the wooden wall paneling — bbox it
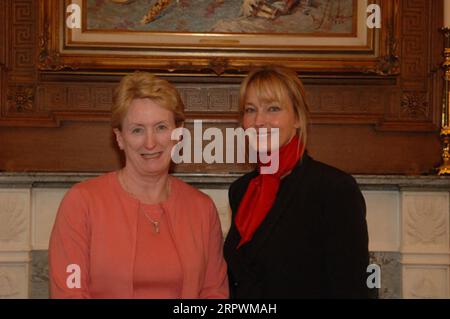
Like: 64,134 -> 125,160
0,0 -> 56,127
0,0 -> 445,174
0,0 -> 7,119
378,0 -> 442,132
0,0 -> 6,67
0,121 -> 122,172
307,125 -> 441,175
429,0 -> 445,128
0,120 -> 441,174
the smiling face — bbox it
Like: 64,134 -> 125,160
242,85 -> 300,153
113,98 -> 177,177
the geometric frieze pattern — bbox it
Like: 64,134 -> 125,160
305,86 -> 387,114
9,0 -> 36,82
35,84 -> 396,116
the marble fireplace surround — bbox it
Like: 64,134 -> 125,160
0,173 -> 449,299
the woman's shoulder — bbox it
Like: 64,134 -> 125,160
67,172 -> 117,198
310,157 -> 356,182
295,154 -> 359,192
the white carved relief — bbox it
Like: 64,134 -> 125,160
0,198 -> 26,243
411,272 -> 439,298
0,270 -> 19,298
403,193 -> 449,250
404,267 -> 448,299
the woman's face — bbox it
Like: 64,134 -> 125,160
114,98 -> 177,177
242,85 -> 299,152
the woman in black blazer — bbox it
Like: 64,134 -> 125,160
223,66 -> 371,299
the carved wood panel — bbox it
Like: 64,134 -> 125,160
3,0 -> 38,120
403,0 -> 440,123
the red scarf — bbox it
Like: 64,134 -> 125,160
235,134 -> 305,249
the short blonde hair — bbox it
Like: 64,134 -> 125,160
112,72 -> 185,130
239,66 -> 310,146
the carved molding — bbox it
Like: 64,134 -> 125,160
207,57 -> 230,76
365,24 -> 400,76
38,17 -> 75,72
180,86 -> 239,112
34,83 -> 405,118
306,86 -> 388,114
8,0 -> 36,82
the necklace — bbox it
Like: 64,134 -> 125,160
119,170 -> 169,235
143,211 -> 160,234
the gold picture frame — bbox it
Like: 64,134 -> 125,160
38,0 -> 399,75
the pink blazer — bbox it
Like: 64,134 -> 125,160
49,172 -> 229,299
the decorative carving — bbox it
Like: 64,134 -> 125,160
38,49 -> 73,72
306,86 -> 385,114
0,271 -> 19,298
14,25 -> 32,47
405,196 -> 447,247
373,25 -> 400,76
207,57 -> 229,76
46,86 -> 68,110
178,87 -> 239,112
69,87 -> 90,109
38,18 -> 75,71
93,88 -> 114,110
410,272 -> 441,299
14,1 -> 33,22
401,92 -> 428,119
7,85 -> 34,113
400,0 -> 428,81
0,198 -> 26,243
180,88 -> 208,111
6,0 -> 36,82
208,88 -> 236,111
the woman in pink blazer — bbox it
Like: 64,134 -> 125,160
49,72 -> 229,299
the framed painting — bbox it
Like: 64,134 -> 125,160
38,0 -> 400,75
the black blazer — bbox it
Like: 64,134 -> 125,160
224,153 -> 371,298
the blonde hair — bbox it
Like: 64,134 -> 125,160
239,66 -> 310,146
112,72 -> 185,130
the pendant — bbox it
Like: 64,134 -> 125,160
152,221 -> 160,234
